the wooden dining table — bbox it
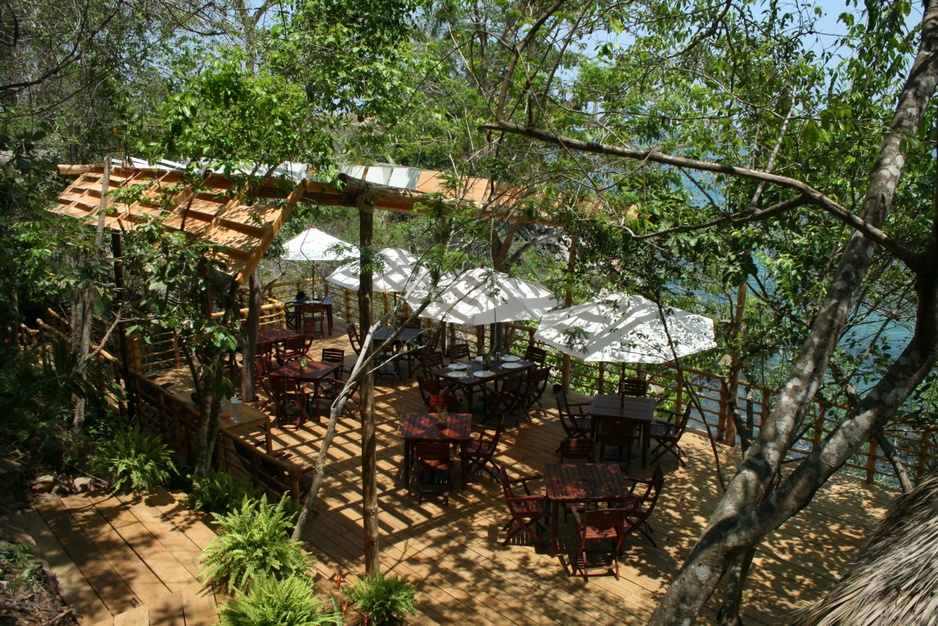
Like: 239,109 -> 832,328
589,395 -> 657,468
268,358 -> 339,420
285,296 -> 335,335
256,327 -> 303,355
430,355 -> 534,405
399,412 -> 472,489
543,462 -> 632,557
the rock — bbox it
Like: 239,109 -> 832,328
55,475 -> 75,494
74,477 -> 95,493
31,475 -> 55,494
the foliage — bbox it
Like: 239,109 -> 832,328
200,495 -> 313,592
347,572 -> 417,625
219,575 -> 342,626
0,340 -> 116,470
186,470 -> 257,516
0,541 -> 43,591
94,426 -> 176,494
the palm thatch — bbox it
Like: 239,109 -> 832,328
792,472 -> 938,625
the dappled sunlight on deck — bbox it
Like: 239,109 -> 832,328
263,320 -> 897,625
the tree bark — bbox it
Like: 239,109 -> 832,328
359,204 -> 380,575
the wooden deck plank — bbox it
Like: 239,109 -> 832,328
35,498 -> 141,617
14,509 -> 113,625
112,605 -> 148,626
146,589 -> 186,626
180,583 -> 220,626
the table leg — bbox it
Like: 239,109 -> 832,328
550,500 -> 560,557
403,440 -> 411,485
642,422 -> 649,468
460,441 -> 468,489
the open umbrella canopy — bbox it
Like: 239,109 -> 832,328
534,294 -> 717,363
282,227 -> 358,262
407,267 -> 559,326
326,247 -> 426,294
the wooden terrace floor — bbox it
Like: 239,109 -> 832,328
250,320 -> 898,625
15,316 -> 899,625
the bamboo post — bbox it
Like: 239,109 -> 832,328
561,235 -> 577,389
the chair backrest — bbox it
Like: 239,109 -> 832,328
674,403 -> 693,436
524,345 -> 547,365
413,441 -> 452,465
632,466 -> 665,521
269,374 -> 301,397
406,317 -> 422,329
618,377 -> 649,397
523,367 -> 549,401
421,350 -> 445,374
448,343 -> 470,361
581,507 -> 629,532
347,323 -> 362,354
416,374 -> 440,402
281,335 -> 307,360
253,356 -> 271,394
498,373 -> 524,396
321,347 -> 345,379
599,417 -> 636,446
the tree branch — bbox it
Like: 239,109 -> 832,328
480,120 -> 919,266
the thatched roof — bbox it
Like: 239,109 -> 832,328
792,473 -> 938,625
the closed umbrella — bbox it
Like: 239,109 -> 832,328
406,267 -> 559,326
534,294 -> 716,363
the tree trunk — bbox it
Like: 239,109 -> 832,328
111,232 -> 136,420
241,266 -> 262,401
647,4 -> 938,622
359,203 -> 380,575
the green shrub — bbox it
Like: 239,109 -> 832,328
200,495 -> 312,591
219,575 -> 342,626
347,572 -> 417,625
187,470 -> 256,515
94,426 -> 175,493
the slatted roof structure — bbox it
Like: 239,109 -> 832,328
51,159 -> 579,283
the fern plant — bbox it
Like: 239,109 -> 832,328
219,575 -> 342,626
347,572 -> 417,625
187,470 -> 256,515
94,426 -> 175,493
200,494 -> 313,591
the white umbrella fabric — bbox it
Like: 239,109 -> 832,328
534,294 -> 716,363
327,247 -> 427,294
406,267 -> 559,326
282,227 -> 358,262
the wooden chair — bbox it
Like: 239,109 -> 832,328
524,345 -> 547,366
618,377 -> 649,398
488,374 -> 525,424
419,350 -> 447,378
649,404 -> 693,466
465,414 -> 505,482
278,334 -> 307,365
320,347 -> 347,380
416,375 -> 460,412
493,463 -> 550,547
346,323 -> 363,355
268,375 -> 313,427
299,303 -> 325,339
617,465 -> 665,547
404,325 -> 441,377
412,441 -> 453,505
518,367 -> 550,411
569,506 -> 629,580
556,388 -> 593,441
251,355 -> 273,407
597,417 -> 638,468
448,343 -> 471,362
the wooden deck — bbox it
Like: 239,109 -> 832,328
274,322 -> 898,625
15,488 -> 223,625
16,317 -> 899,624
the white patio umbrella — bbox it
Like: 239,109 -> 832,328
534,294 -> 717,363
406,267 -> 559,326
282,227 -> 358,262
327,247 -> 428,294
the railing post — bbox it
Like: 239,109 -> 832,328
598,362 -> 606,394
676,374 -> 684,416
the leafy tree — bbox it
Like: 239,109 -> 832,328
426,0 -> 937,622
